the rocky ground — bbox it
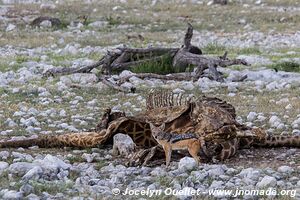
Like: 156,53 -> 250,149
0,0 -> 300,199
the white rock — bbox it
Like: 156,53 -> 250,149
208,165 -> 225,177
247,112 -> 257,122
150,167 -> 167,176
112,133 -> 136,157
40,20 -> 52,28
278,166 -> 294,174
6,24 -> 16,32
256,176 -> 277,188
8,162 -> 36,176
269,116 -> 281,128
87,99 -> 97,106
0,161 -> 9,171
2,190 -> 23,200
88,21 -> 108,29
173,88 -> 184,94
120,82 -> 134,90
190,171 -> 208,181
12,152 -> 34,162
209,180 -> 224,189
31,155 -> 71,178
5,118 -> 17,127
181,81 -> 194,90
22,166 -> 43,182
0,151 -> 9,160
257,115 -> 266,122
285,104 -> 292,110
178,157 -> 197,171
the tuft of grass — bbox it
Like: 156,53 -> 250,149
131,54 -> 185,74
29,180 -> 75,195
15,56 -> 29,64
155,176 -> 172,187
270,61 -> 300,72
94,160 -> 108,170
106,15 -> 122,26
67,155 -> 85,164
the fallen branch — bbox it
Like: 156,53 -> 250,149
42,23 -> 249,92
172,23 -> 249,82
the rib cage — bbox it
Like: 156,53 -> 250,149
146,89 -> 195,110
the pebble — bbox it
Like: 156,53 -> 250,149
256,176 -> 277,188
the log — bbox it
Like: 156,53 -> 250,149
172,23 -> 249,82
42,23 -> 249,93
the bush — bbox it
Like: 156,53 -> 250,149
271,61 -> 300,72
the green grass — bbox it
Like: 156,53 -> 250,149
155,176 -> 172,187
29,180 -> 75,196
131,54 -> 184,74
94,160 -> 108,170
270,61 -> 300,72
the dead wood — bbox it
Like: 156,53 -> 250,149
43,23 -> 249,93
172,23 -> 249,82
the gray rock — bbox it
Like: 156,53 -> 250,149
33,154 -> 71,173
0,151 -> 10,159
5,118 -> 17,127
256,176 -> 277,188
207,165 -> 225,177
1,189 -> 23,200
25,194 -> 40,200
112,133 -> 136,157
150,167 -> 167,176
22,166 -> 43,182
269,116 -> 281,128
8,162 -> 36,176
12,152 -> 34,162
190,171 -> 208,182
209,180 -> 224,189
278,166 -> 294,174
0,161 -> 9,171
20,184 -> 34,195
181,81 -> 195,90
178,157 -> 197,171
247,112 -> 257,122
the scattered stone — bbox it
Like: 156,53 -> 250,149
6,24 -> 16,32
178,157 -> 197,171
278,166 -> 294,174
256,176 -> 277,188
112,133 -> 136,157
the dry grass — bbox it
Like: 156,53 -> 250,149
1,0 -> 299,48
